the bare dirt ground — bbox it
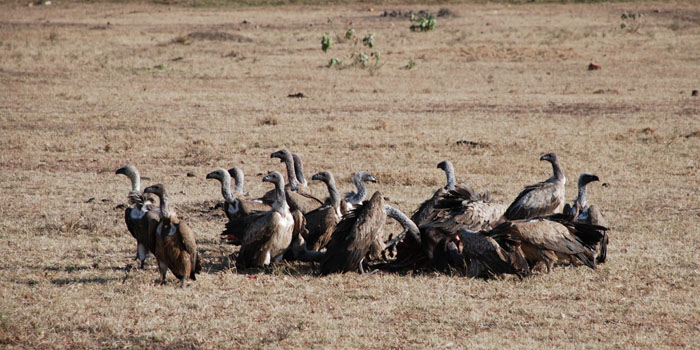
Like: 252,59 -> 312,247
1,1 -> 699,348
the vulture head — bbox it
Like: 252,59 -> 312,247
263,171 -> 285,187
270,149 -> 292,162
115,164 -> 138,178
143,183 -> 167,198
539,152 -> 559,164
436,160 -> 453,172
356,171 -> 377,184
578,173 -> 600,187
311,171 -> 333,184
205,168 -> 227,182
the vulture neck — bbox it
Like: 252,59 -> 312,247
549,159 -> 565,184
348,174 -> 367,204
442,163 -> 456,191
271,180 -> 290,214
324,177 -> 341,210
282,155 -> 299,190
219,172 -> 238,205
231,168 -> 245,194
158,192 -> 171,220
385,205 -> 421,244
127,169 -> 141,192
293,156 -> 308,187
574,181 -> 589,213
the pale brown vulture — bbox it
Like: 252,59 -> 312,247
564,173 -> 608,263
143,184 -> 201,288
504,152 -> 566,220
206,168 -> 269,221
262,149 -> 323,213
302,171 -> 343,251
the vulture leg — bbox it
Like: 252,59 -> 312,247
180,276 -> 187,289
158,261 -> 168,285
137,243 -> 147,269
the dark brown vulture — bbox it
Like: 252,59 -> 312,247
222,172 -> 295,269
320,192 -> 386,275
143,184 -> 201,288
115,165 -> 160,269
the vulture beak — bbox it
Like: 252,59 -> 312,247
262,174 -> 273,183
586,174 -> 600,183
205,171 -> 218,180
539,154 -> 548,161
115,167 -> 127,175
270,152 -> 279,159
368,176 -> 377,183
311,173 -> 322,181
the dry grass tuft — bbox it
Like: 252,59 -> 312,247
257,115 -> 279,126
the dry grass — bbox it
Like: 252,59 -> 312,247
1,1 -> 699,349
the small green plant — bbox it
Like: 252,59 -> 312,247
410,12 -> 436,32
404,59 -> 416,70
362,34 -> 374,48
323,28 -> 381,71
321,33 -> 332,53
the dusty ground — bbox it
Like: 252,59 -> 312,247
1,1 -> 699,349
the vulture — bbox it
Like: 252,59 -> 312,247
411,160 -> 457,227
222,172 -> 295,269
115,165 -> 160,269
263,149 -> 323,213
564,173 -> 608,263
320,192 -> 386,275
341,171 -> 377,214
206,168 -> 269,221
319,192 -> 421,275
143,184 -> 201,287
504,152 -> 566,220
302,171 -> 343,251
492,214 -> 606,273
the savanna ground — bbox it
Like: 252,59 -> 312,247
1,0 -> 699,348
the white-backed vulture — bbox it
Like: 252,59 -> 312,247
206,168 -> 270,221
302,171 -> 343,251
494,214 -> 607,273
262,149 -> 323,213
504,152 -> 566,220
385,161 -> 456,271
411,160 -> 457,227
564,173 -> 608,263
320,191 -> 386,275
143,184 -> 201,287
115,165 -> 160,269
222,172 -> 295,269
